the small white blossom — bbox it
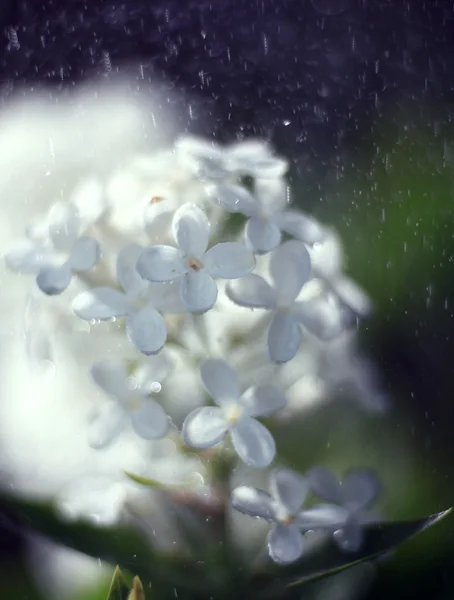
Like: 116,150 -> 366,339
137,203 -> 255,313
308,230 -> 372,318
88,357 -> 171,448
232,468 -> 327,564
5,202 -> 100,295
182,359 -> 286,467
227,240 -> 344,363
306,467 -> 380,552
216,178 -> 325,253
72,244 -> 176,355
175,136 -> 288,181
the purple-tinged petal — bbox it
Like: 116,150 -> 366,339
137,246 -> 186,282
230,417 -> 275,467
204,242 -> 255,278
182,406 -> 228,449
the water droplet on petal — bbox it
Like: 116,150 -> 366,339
150,381 -> 161,393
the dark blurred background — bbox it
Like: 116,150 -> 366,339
2,0 -> 454,598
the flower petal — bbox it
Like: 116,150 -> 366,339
333,277 -> 372,317
48,202 -> 80,250
69,236 -> 100,271
295,505 -> 348,530
4,240 -> 54,273
144,201 -> 174,243
268,523 -> 304,564
172,203 -> 210,257
267,311 -> 301,363
255,177 -> 288,213
275,210 -> 326,245
226,274 -> 276,309
176,136 -> 227,179
36,263 -> 72,295
245,216 -> 282,253
200,359 -> 240,407
215,183 -> 258,217
72,287 -> 130,320
342,469 -> 380,511
126,305 -> 167,355
180,271 -> 218,313
293,297 -> 344,340
131,354 -> 172,393
270,469 -> 309,514
204,242 -> 255,278
269,240 -> 311,304
230,417 -> 275,467
130,398 -> 169,440
307,467 -> 343,504
87,402 -> 126,449
231,486 -> 276,520
116,243 -> 147,295
182,406 -> 228,449
226,139 -> 271,164
90,359 -> 131,400
137,246 -> 186,282
239,384 -> 287,417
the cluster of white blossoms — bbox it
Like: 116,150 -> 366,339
3,135 -> 382,564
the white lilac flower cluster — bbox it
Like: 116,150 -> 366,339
3,136 -> 380,564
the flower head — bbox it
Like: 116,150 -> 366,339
232,468 -> 321,564
5,202 -> 100,295
72,244 -> 175,355
88,357 -> 171,448
137,203 -> 255,313
306,467 -> 381,552
216,178 -> 325,253
182,359 -> 286,467
227,240 -> 344,362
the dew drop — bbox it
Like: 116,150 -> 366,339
150,381 -> 161,393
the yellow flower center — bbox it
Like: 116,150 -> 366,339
225,403 -> 243,425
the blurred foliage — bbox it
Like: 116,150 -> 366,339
0,488 -> 450,600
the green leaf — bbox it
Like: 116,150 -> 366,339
248,509 -> 451,599
124,471 -> 162,489
106,567 -> 130,600
0,491 -> 209,597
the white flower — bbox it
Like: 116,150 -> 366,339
232,468 -> 320,564
4,202 -> 100,295
182,359 -> 286,467
306,467 -> 381,552
216,178 -> 325,253
308,230 -> 371,318
137,203 -> 255,313
72,243 -> 175,355
56,474 -> 132,527
227,240 -> 343,363
175,136 -> 288,181
88,357 -> 171,448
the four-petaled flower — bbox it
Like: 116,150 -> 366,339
4,202 -> 100,295
216,178 -> 325,253
137,203 -> 255,313
88,357 -> 171,449
72,243 -> 174,355
306,466 -> 381,552
227,240 -> 343,363
232,468 -> 320,564
175,136 -> 288,181
182,359 -> 286,467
